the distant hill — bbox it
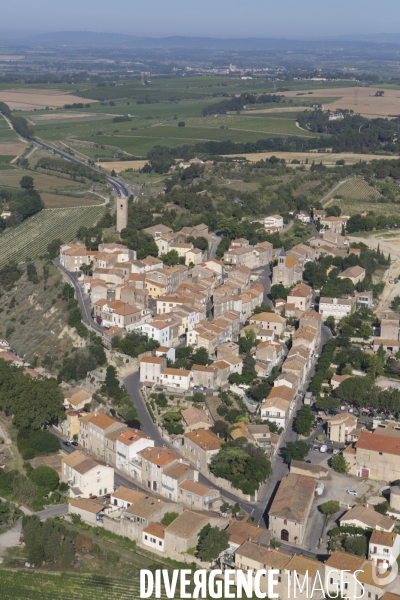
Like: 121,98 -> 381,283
3,31 -> 400,50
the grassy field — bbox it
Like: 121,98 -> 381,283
0,205 -> 106,267
0,571 -> 170,600
0,114 -> 20,143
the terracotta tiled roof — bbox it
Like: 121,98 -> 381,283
112,486 -> 145,504
269,474 -> 315,523
165,510 -> 209,538
340,504 -> 394,530
370,530 -> 397,547
225,520 -> 263,546
117,428 -> 151,445
178,480 -> 213,497
69,498 -> 105,514
89,413 -> 118,430
284,554 -> 321,577
237,542 -> 291,569
140,356 -> 165,364
138,447 -> 181,467
184,428 -> 222,451
325,551 -> 365,574
268,385 -> 295,402
143,522 -> 166,539
356,431 -> 400,456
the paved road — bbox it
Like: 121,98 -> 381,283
32,138 -> 129,198
209,236 -> 222,260
124,372 -> 165,446
55,259 -> 103,335
253,263 -> 272,304
253,324 -> 332,528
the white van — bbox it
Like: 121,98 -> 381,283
320,445 -> 327,453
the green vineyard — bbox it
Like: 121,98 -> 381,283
335,178 -> 382,201
0,571 -> 169,600
0,205 -> 106,268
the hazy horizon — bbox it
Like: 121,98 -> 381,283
2,0 -> 400,40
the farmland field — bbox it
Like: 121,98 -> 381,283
0,205 -> 106,267
283,86 -> 400,118
334,178 -> 382,201
40,192 -> 104,208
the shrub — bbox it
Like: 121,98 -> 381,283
30,466 -> 59,493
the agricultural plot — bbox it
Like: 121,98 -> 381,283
0,571 -> 170,600
0,205 -> 105,267
40,192 -> 103,208
335,178 -> 382,201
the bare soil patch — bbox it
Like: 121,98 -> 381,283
99,160 -> 148,172
0,142 -> 26,156
284,86 -> 400,118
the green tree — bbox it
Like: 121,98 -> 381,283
47,238 -> 62,259
374,500 -> 389,515
20,175 -> 34,189
344,535 -> 367,557
30,467 -> 59,493
281,441 -> 309,464
359,324 -> 373,339
161,249 -> 180,266
294,406 -> 314,437
319,500 -> 340,516
42,519 -> 61,562
192,347 -> 210,366
161,512 -> 179,526
197,523 -> 229,562
271,283 -> 289,300
326,316 -> 336,331
331,454 -> 350,474
59,537 -> 75,567
315,396 -> 340,411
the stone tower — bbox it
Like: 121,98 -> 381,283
116,196 -> 128,233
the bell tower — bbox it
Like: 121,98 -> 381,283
116,197 -> 128,233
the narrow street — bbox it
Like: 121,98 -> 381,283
253,324 -> 332,528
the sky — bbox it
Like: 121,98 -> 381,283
2,0 -> 400,39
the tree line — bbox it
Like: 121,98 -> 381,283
35,156 -> 105,183
202,93 -> 284,116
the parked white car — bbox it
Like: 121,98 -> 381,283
320,445 -> 328,453
347,489 -> 358,496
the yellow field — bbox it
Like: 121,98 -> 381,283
0,88 -> 97,110
284,86 -> 400,118
224,151 -> 400,166
0,169 -> 87,190
99,160 -> 148,172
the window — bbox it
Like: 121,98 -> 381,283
144,535 -> 148,540
284,519 -> 287,525
281,529 -> 289,542
330,579 -> 334,585
159,541 -> 162,546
